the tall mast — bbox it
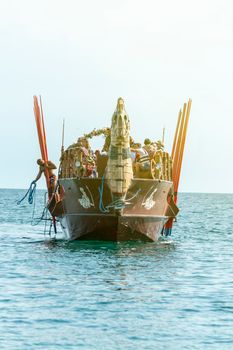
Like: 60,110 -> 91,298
61,118 -> 65,156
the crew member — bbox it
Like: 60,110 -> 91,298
143,138 -> 157,158
155,140 -> 164,151
34,159 -> 57,195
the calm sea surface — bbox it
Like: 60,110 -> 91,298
0,189 -> 232,349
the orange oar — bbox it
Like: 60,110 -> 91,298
173,99 -> 192,198
39,95 -> 48,161
172,102 -> 187,192
171,109 -> 182,160
33,96 -> 58,234
34,98 -> 45,159
163,99 -> 192,236
33,95 -> 50,192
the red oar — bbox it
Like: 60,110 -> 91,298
33,95 -> 50,193
33,96 -> 58,235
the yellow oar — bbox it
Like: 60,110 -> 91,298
171,109 -> 182,160
163,99 -> 192,235
174,99 -> 192,197
172,102 -> 187,191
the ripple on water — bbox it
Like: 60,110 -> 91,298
0,190 -> 233,349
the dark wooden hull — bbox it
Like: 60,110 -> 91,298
54,178 -> 176,242
59,213 -> 167,241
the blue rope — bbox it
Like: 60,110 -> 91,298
98,176 -> 142,213
17,181 -> 37,205
98,176 -> 109,213
162,227 -> 172,236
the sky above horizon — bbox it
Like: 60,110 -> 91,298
0,0 -> 233,193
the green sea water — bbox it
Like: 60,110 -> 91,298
0,189 -> 232,349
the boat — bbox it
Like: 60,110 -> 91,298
33,96 -> 192,242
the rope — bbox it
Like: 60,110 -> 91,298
17,181 -> 57,238
162,226 -> 172,237
17,182 -> 37,205
31,192 -> 50,227
98,176 -> 109,213
98,176 -> 141,213
31,205 -> 49,226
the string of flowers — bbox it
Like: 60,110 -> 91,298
84,127 -> 110,139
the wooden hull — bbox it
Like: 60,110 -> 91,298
59,213 -> 167,242
54,178 -> 176,242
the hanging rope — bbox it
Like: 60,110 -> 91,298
31,205 -> 49,226
17,181 -> 37,205
17,180 -> 57,239
98,176 -> 141,213
98,176 -> 109,213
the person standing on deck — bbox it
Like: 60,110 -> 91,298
33,159 -> 57,195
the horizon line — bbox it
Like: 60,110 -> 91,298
0,187 -> 232,195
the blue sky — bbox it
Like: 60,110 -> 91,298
0,0 -> 233,192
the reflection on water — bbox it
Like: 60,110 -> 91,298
54,238 -> 175,253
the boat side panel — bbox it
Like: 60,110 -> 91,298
58,178 -> 173,241
59,178 -> 173,217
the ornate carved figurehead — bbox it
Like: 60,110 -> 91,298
106,97 -> 133,196
111,97 -> 130,142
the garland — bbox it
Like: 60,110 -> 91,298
84,127 -> 110,139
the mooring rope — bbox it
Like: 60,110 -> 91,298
17,181 -> 37,205
98,176 -> 109,213
16,181 -> 56,238
98,176 -> 141,213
